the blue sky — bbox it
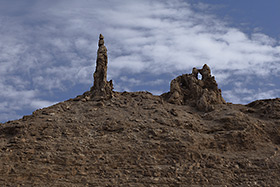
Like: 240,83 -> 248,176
0,0 -> 279,122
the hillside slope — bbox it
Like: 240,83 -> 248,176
1,35 -> 279,186
0,92 -> 280,186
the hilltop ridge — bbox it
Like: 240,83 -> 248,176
0,35 -> 279,186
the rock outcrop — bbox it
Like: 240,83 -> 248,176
1,36 -> 280,186
1,91 -> 280,186
162,64 -> 225,112
89,34 -> 113,100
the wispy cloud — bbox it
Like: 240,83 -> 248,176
0,0 -> 279,121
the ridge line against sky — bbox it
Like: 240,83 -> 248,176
0,0 -> 279,122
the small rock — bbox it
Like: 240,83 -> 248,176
170,108 -> 178,116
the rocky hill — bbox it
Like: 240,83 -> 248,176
0,35 -> 279,186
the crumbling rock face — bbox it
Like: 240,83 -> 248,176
89,34 -> 113,100
162,64 -> 225,112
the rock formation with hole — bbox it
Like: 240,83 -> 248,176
1,36 -> 280,186
162,64 -> 226,112
89,34 -> 113,100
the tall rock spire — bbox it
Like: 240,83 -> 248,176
90,34 -> 113,99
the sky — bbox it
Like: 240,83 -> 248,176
0,0 -> 279,122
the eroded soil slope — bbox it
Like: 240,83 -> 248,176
0,92 -> 280,186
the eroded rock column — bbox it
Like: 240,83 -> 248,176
90,34 -> 113,100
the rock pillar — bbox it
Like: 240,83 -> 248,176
90,34 -> 113,100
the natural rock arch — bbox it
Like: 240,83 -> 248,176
162,64 -> 226,112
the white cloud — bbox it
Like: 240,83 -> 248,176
0,0 -> 280,121
119,76 -> 165,87
251,33 -> 277,46
30,100 -> 58,109
0,83 -> 57,121
224,88 -> 280,104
